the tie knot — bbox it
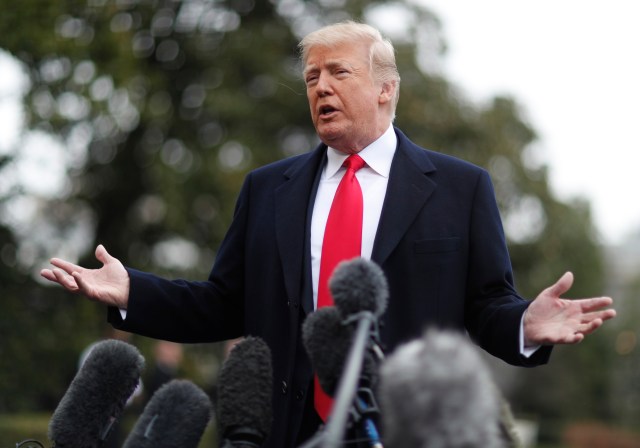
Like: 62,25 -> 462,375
344,154 -> 365,172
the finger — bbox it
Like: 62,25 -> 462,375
574,296 -> 614,313
52,268 -> 79,292
40,269 -> 59,283
551,331 -> 584,345
576,318 -> 604,336
49,258 -> 84,276
579,308 -> 617,325
73,272 -> 103,304
72,272 -> 92,297
569,333 -> 585,344
546,271 -> 574,298
40,269 -> 64,286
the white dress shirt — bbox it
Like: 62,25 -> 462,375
310,125 -> 396,310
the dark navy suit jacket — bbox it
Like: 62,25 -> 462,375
109,127 -> 551,447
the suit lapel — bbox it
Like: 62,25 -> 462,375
273,131 -> 436,309
372,130 -> 437,266
274,146 -> 325,312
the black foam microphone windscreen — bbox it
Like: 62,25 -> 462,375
302,306 -> 356,396
329,258 -> 388,319
216,336 -> 273,445
122,379 -> 212,448
302,305 -> 383,448
379,328 -> 505,448
48,339 -> 145,448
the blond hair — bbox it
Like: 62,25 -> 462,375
299,21 -> 401,116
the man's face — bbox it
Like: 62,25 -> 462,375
304,41 -> 392,154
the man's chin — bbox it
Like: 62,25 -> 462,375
317,126 -> 345,147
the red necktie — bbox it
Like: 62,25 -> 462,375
315,153 -> 365,421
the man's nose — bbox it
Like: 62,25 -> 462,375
315,72 -> 333,96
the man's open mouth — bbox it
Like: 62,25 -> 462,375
319,106 -> 337,117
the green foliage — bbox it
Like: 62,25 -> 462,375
0,283 -> 104,412
0,413 -> 50,447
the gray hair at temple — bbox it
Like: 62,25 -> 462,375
299,21 -> 401,119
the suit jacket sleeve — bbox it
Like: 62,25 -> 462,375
108,176 -> 252,343
463,170 -> 551,366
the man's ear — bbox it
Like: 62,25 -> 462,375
378,80 -> 396,105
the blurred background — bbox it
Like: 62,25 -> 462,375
0,0 -> 638,446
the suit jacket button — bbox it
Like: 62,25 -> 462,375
281,380 -> 288,394
296,390 -> 305,401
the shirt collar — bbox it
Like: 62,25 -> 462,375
324,125 -> 397,179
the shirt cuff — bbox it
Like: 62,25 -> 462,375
520,312 -> 541,358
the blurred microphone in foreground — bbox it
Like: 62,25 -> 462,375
121,379 -> 212,448
330,258 -> 388,360
300,258 -> 388,447
379,329 -> 506,448
326,258 -> 387,448
216,336 -> 273,448
48,339 -> 145,448
302,306 -> 382,448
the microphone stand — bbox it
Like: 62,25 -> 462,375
15,441 -> 46,448
322,311 -> 375,448
298,311 -> 384,448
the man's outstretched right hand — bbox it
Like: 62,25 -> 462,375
40,244 -> 130,309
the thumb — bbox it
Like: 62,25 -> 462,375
546,271 -> 574,298
95,244 -> 114,265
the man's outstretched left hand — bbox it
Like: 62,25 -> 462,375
523,272 -> 616,347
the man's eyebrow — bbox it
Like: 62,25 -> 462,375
303,60 -> 355,77
303,65 -> 318,78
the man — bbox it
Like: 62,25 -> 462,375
41,21 -> 615,447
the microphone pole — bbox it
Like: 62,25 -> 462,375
322,310 -> 376,448
15,441 -> 46,448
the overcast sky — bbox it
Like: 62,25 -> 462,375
420,0 -> 640,245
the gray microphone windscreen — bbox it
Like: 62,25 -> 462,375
329,258 -> 388,318
216,336 -> 273,441
379,329 -> 504,448
48,339 -> 144,448
122,379 -> 212,448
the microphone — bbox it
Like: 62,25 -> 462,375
319,258 -> 388,447
301,306 -> 378,398
216,336 -> 273,448
122,379 -> 212,448
330,258 -> 388,321
48,339 -> 145,448
378,328 -> 505,448
301,307 -> 381,448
